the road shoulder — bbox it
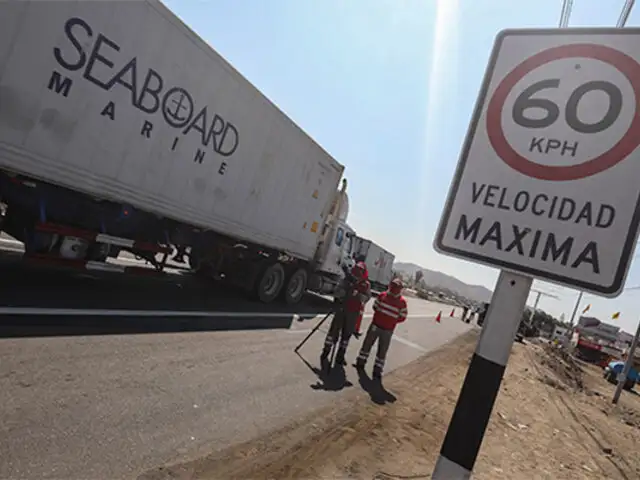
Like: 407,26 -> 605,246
140,334 -> 640,480
138,331 -> 478,480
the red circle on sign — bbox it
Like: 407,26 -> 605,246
486,43 -> 640,181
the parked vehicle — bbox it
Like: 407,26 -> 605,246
603,360 -> 639,391
352,237 -> 395,291
0,0 -> 363,304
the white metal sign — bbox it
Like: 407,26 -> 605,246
434,28 -> 640,297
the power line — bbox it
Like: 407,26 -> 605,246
617,0 -> 635,27
559,0 -> 574,28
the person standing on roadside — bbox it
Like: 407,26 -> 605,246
320,261 -> 371,369
477,302 -> 489,327
355,277 -> 408,380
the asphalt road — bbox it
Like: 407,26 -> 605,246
0,236 -> 474,479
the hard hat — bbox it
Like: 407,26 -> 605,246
352,262 -> 366,278
389,277 -> 403,295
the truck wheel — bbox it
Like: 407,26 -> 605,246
189,250 -> 214,277
86,242 -> 110,262
282,268 -> 308,305
255,262 -> 285,303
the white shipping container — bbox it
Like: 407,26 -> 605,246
354,237 -> 395,289
0,0 -> 343,260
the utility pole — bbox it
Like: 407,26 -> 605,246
613,284 -> 640,404
617,0 -> 636,27
569,290 -> 584,326
524,289 -> 559,335
613,321 -> 640,404
528,289 -> 559,322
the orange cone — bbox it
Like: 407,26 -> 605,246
450,309 -> 455,317
435,311 -> 441,323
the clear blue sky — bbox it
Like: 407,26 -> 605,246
163,0 -> 640,334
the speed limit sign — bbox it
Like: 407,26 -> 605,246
434,28 -> 640,297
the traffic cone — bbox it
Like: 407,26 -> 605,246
450,308 -> 455,317
435,311 -> 441,323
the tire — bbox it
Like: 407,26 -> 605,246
86,242 -> 110,262
282,268 -> 308,305
254,262 -> 286,303
189,249 -> 215,277
188,250 -> 202,271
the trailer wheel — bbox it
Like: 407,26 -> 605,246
255,262 -> 285,303
282,268 -> 308,305
189,249 -> 215,277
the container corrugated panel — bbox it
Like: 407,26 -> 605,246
365,242 -> 395,287
356,238 -> 395,287
0,0 -> 344,260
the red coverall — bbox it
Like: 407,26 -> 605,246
321,262 -> 371,367
353,266 -> 369,335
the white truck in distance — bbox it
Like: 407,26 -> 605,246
353,237 -> 395,292
0,0 -> 391,304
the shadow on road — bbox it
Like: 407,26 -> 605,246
310,364 -> 354,392
0,312 -> 327,338
0,254 -> 333,338
295,351 -> 354,393
355,366 -> 397,406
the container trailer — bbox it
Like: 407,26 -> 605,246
0,0 -> 363,304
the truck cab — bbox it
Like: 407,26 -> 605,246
316,220 -> 355,273
309,181 -> 357,295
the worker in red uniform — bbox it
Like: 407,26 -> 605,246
352,260 -> 369,338
321,261 -> 372,369
355,277 -> 408,380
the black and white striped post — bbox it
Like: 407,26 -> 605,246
432,270 -> 532,479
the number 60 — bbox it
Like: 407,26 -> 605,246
512,79 -> 623,134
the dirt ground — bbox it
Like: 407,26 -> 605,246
140,331 -> 640,480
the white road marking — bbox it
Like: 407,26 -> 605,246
0,245 -> 23,253
287,313 -> 435,334
288,313 -> 436,342
0,238 -> 22,247
0,306 -> 440,318
391,335 -> 428,352
288,321 -> 432,352
0,308 -> 312,318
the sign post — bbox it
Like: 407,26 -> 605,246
432,28 -> 640,479
569,290 -> 584,326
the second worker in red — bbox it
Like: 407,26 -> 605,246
355,277 -> 408,380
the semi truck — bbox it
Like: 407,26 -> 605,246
0,0 -> 367,305
352,236 -> 395,292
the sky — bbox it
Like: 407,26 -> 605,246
162,0 -> 640,334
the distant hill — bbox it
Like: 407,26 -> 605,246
394,262 -> 493,303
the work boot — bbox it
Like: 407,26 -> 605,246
334,349 -> 347,366
354,360 -> 366,370
373,369 -> 383,381
320,348 -> 331,370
